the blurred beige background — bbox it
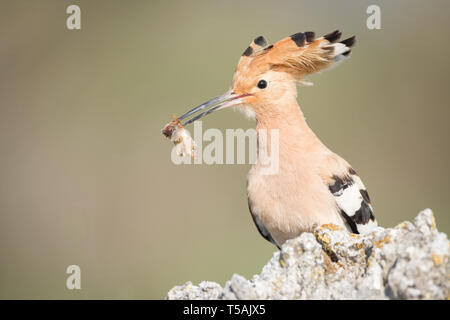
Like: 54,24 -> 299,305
1,0 -> 449,299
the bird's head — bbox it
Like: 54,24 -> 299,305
177,31 -> 354,126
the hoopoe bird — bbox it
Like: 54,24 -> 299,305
164,30 -> 377,249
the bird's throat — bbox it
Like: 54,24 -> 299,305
255,100 -> 317,148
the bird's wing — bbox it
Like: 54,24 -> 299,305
327,168 -> 377,234
248,199 -> 281,249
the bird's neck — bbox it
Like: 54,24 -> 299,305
254,98 -> 321,152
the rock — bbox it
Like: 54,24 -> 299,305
167,209 -> 449,300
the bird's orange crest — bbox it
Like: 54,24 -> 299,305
164,30 -> 356,129
232,30 -> 355,95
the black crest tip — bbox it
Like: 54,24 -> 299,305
254,36 -> 267,47
324,30 -> 342,43
242,46 -> 253,56
305,31 -> 315,42
341,36 -> 356,48
290,32 -> 306,47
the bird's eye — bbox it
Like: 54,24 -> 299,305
257,80 -> 267,89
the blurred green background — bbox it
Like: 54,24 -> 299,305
1,0 -> 449,299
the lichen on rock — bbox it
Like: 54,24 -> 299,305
167,209 -> 449,300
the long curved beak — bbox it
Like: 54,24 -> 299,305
177,90 -> 250,126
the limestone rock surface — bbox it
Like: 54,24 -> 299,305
167,209 -> 449,300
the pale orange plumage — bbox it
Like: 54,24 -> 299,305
164,30 -> 377,249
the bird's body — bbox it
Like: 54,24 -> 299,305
165,30 -> 377,249
247,92 -> 375,248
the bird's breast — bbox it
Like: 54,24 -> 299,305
247,160 -> 346,246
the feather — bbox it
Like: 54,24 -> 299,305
328,169 -> 377,234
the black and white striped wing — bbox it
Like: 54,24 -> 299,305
328,168 -> 377,234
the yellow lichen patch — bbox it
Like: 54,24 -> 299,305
310,266 -> 324,280
315,230 -> 338,263
322,251 -> 338,273
315,231 -> 331,245
431,253 -> 442,266
368,250 -> 376,265
349,233 -> 360,239
374,236 -> 391,248
430,215 -> 436,230
366,258 -> 371,270
272,278 -> 283,292
279,252 -> 289,268
352,242 -> 365,250
321,223 -> 341,231
395,221 -> 410,230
